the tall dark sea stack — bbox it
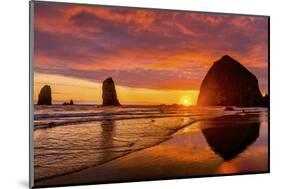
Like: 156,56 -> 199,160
37,85 -> 52,105
102,77 -> 121,106
197,55 -> 263,107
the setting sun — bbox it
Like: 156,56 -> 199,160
183,99 -> 189,105
180,96 -> 192,106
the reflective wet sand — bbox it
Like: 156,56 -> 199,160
35,111 -> 268,187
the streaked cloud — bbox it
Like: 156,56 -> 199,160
34,2 -> 268,93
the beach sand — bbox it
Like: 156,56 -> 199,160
35,111 -> 268,187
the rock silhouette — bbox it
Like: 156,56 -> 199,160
102,77 -> 121,106
202,115 -> 260,160
70,100 -> 74,105
197,55 -> 263,107
260,94 -> 269,107
37,85 -> 52,105
63,100 -> 74,105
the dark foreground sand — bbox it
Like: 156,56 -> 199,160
36,112 -> 268,187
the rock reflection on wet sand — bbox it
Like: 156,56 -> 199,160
202,116 -> 260,160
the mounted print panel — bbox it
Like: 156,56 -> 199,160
30,1 -> 269,188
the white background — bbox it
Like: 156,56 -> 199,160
0,0 -> 279,188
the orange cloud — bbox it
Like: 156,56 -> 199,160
34,2 -> 268,94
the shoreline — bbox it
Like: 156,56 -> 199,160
35,112 -> 268,187
35,121 -> 198,186
34,111 -> 227,182
34,117 -> 201,182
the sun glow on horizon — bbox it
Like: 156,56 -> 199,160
180,96 -> 193,106
34,73 -> 199,105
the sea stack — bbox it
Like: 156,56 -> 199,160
197,55 -> 263,107
102,77 -> 121,106
37,85 -> 52,105
63,100 -> 74,105
70,100 -> 74,105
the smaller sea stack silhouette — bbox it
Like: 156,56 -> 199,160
37,85 -> 52,105
197,55 -> 264,107
102,77 -> 121,106
63,100 -> 74,105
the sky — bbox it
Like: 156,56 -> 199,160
33,2 -> 268,105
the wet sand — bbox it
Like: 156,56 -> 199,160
36,112 -> 268,187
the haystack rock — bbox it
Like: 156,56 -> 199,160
37,85 -> 52,105
197,55 -> 263,107
102,77 -> 121,106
